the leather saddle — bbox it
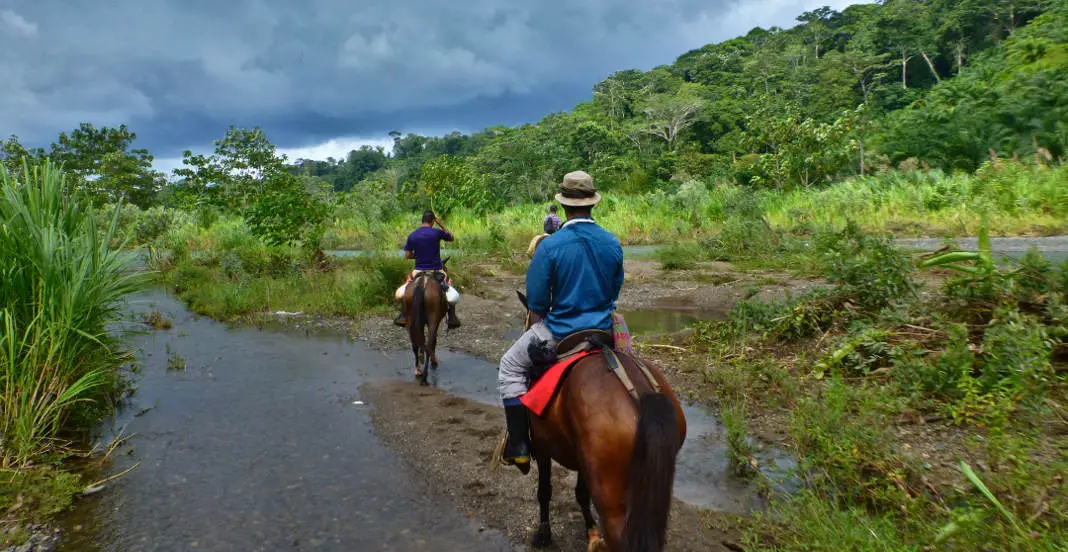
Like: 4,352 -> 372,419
528,329 -> 614,383
413,270 -> 451,290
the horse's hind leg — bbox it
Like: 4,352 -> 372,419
576,474 -> 605,551
532,455 -> 553,548
428,317 -> 442,370
582,467 -> 626,551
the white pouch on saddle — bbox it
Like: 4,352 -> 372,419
395,279 -> 461,304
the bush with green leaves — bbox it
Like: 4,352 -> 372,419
818,222 -> 914,309
979,308 -> 1055,408
135,206 -> 187,244
655,242 -> 701,270
789,379 -> 917,510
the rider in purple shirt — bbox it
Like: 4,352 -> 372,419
394,210 -> 461,328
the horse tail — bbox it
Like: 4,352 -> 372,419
409,276 -> 426,347
621,392 -> 679,552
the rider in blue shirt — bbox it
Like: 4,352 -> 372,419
497,170 -> 624,471
526,217 -> 623,339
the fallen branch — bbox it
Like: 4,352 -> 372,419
103,432 -> 137,459
82,462 -> 141,495
636,343 -> 689,352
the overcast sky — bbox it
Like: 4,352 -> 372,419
0,0 -> 859,172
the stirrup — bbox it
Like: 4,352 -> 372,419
503,452 -> 531,474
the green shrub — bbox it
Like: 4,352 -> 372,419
655,242 -> 701,270
818,222 -> 914,309
135,206 -> 182,244
979,308 -> 1054,408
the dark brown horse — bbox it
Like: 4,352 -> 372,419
516,292 -> 687,552
404,259 -> 450,384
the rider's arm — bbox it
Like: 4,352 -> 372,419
404,234 -> 416,260
526,246 -> 551,316
611,246 -> 625,300
435,219 -> 454,242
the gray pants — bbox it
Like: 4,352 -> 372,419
498,322 -> 557,400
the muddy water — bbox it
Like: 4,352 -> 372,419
57,290 -> 512,552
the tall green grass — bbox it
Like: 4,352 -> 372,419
0,162 -> 144,467
318,161 -> 1066,252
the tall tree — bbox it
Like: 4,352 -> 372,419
48,123 -> 164,207
642,85 -> 706,152
175,127 -> 328,247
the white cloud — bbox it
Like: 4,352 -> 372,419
277,136 -> 395,162
0,9 -> 36,37
154,135 -> 399,176
153,157 -> 186,177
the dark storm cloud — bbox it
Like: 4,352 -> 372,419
0,0 -> 855,156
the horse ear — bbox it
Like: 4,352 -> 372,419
516,290 -> 528,309
442,256 -> 450,268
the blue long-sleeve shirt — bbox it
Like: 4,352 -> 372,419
526,218 -> 624,340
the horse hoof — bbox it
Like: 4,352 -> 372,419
587,528 -> 607,552
531,523 -> 553,548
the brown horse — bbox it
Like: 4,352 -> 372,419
516,292 -> 687,552
404,259 -> 450,385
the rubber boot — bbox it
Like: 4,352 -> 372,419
503,404 -> 531,474
393,303 -> 407,327
447,304 -> 461,329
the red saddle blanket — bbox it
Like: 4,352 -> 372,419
520,351 -> 596,416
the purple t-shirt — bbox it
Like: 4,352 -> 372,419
405,226 -> 453,271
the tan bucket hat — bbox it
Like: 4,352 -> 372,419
554,170 -> 602,207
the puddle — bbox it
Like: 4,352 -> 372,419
621,310 -> 702,335
621,300 -> 726,336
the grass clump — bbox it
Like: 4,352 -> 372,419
0,162 -> 144,534
721,400 -> 758,477
142,310 -> 172,330
0,161 -> 144,468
